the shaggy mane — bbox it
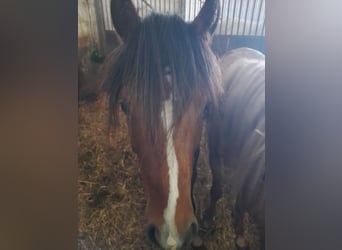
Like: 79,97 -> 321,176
102,13 -> 222,140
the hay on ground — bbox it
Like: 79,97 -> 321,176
78,95 -> 260,249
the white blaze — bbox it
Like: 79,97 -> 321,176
161,69 -> 180,247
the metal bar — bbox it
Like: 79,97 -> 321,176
180,0 -> 185,20
145,0 -> 147,16
248,0 -> 257,35
102,0 -> 108,30
178,0 -> 182,17
236,0 -> 243,35
101,0 -> 106,29
142,0 -> 145,16
261,17 -> 265,36
94,0 -> 106,55
219,0 -> 226,34
188,0 -> 191,20
106,0 -> 112,30
154,0 -> 156,12
230,0 -> 237,35
194,0 -> 197,21
144,0 -> 147,16
159,0 -> 161,12
224,0 -> 231,35
242,0 -> 250,35
133,0 -> 136,14
255,0 -> 264,36
109,0 -> 113,29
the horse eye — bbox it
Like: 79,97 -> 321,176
120,100 -> 129,114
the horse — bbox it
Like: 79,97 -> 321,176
78,29 -> 121,103
206,47 -> 265,249
103,0 -> 221,248
102,0 -> 265,249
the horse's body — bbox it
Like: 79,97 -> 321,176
104,1 -> 264,249
207,47 -> 265,249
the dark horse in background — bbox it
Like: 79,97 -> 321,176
103,0 -> 265,249
207,48 -> 265,249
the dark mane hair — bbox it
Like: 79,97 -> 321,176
102,13 -> 222,139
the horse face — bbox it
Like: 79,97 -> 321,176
119,84 -> 206,249
109,0 -> 219,249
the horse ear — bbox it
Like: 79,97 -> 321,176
191,0 -> 220,35
110,0 -> 140,41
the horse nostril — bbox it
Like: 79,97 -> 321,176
145,224 -> 159,245
190,221 -> 204,249
184,220 -> 199,244
191,221 -> 199,236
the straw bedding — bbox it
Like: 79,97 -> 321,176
78,96 -> 260,249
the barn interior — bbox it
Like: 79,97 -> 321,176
78,1 -> 265,249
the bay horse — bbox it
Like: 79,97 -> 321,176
103,0 -> 265,249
